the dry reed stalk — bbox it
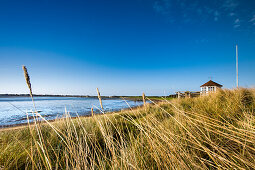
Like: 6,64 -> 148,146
142,93 -> 146,106
22,65 -> 33,97
22,65 -> 38,112
96,88 -> 104,112
22,66 -> 53,169
91,107 -> 94,116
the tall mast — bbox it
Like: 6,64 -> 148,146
236,45 -> 239,88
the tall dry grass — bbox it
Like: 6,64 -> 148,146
0,67 -> 254,169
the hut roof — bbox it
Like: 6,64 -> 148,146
200,80 -> 223,87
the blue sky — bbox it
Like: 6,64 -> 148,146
0,0 -> 255,96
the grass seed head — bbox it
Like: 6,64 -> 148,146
22,65 -> 33,96
97,88 -> 104,112
142,92 -> 146,106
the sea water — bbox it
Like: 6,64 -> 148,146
0,97 -> 143,126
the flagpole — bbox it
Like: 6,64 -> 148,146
236,45 -> 239,88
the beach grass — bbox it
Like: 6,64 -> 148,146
0,88 -> 255,169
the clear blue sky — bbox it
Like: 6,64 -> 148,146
0,0 -> 254,96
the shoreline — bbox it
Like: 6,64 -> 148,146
0,94 -> 173,101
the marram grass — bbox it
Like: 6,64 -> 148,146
0,88 -> 255,169
22,65 -> 33,97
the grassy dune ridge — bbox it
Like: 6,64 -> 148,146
0,88 -> 255,169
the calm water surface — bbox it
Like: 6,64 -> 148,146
0,97 -> 143,126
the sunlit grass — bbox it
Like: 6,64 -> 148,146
0,88 -> 255,169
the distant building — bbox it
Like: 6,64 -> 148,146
200,80 -> 222,95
